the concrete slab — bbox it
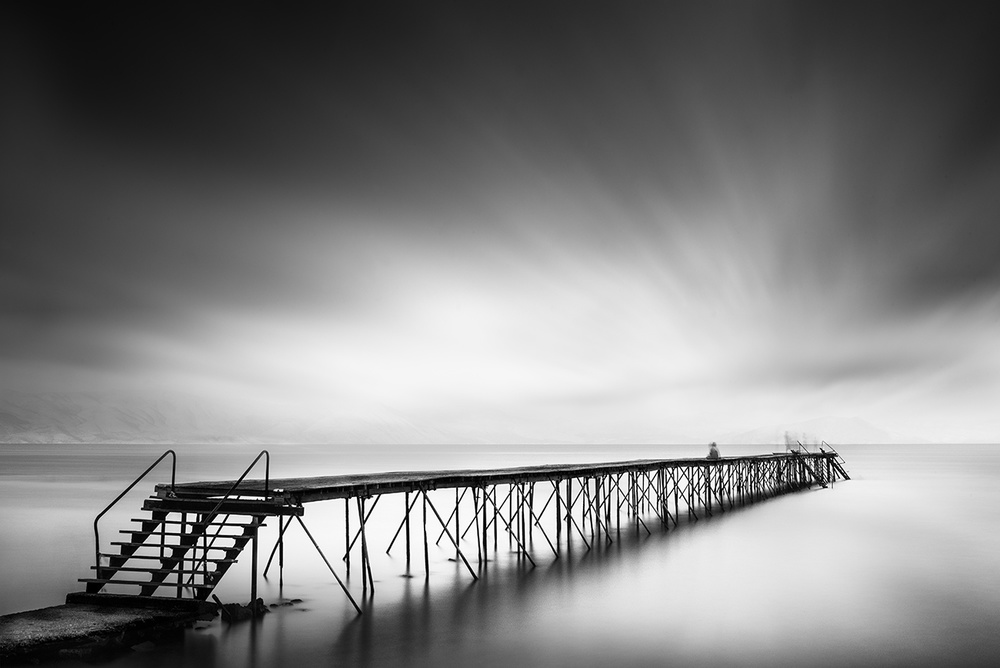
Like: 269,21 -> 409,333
0,600 -> 212,664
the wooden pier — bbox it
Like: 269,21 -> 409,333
76,448 -> 850,617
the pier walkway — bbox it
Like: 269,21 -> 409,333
75,448 -> 850,617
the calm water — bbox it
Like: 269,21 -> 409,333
2,443 -> 1000,667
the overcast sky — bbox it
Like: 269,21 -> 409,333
2,2 -> 999,442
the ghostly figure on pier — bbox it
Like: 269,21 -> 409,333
707,442 -> 720,459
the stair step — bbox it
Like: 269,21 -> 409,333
109,544 -> 242,555
119,529 -> 258,537
112,535 -> 250,544
92,564 -> 235,573
79,577 -> 181,587
111,539 -> 237,546
102,554 -> 236,563
131,518 -> 260,527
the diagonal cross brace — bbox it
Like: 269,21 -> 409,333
422,490 -> 479,581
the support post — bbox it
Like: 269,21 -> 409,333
555,480 -> 562,553
423,488 -> 430,581
250,523 -> 259,617
482,486 -> 489,569
358,497 -> 374,594
344,498 -> 350,577
405,491 -> 411,572
566,478 -> 573,553
455,487 -> 461,562
615,473 -> 622,540
264,515 -> 293,577
474,487 -> 482,568
706,465 -> 713,517
177,512 -> 186,599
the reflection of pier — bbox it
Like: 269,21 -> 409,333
75,450 -> 850,616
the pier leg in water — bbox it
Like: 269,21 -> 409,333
263,515 -> 293,579
473,487 -> 481,568
250,524 -> 258,618
508,484 -> 514,552
406,492 -> 411,574
177,512 -> 186,599
555,480 -> 562,554
706,465 -> 713,517
615,473 -> 622,540
423,488 -> 430,581
528,484 -> 534,548
359,499 -> 367,593
520,483 -> 527,558
566,478 -> 572,554
482,486 -> 489,570
358,497 -> 373,595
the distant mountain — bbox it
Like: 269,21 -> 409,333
0,390 -> 244,444
2,391 -> 920,446
0,390 -> 701,445
0,390 -> 456,445
720,415 -> 924,446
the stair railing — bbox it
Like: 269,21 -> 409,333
820,441 -> 846,463
93,449 -> 177,576
205,450 -> 271,516
177,450 -> 271,591
820,441 -> 851,480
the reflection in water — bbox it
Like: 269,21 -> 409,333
3,444 -> 1000,667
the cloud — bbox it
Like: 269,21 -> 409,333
2,3 -> 998,442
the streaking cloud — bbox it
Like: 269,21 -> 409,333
1,3 -> 998,443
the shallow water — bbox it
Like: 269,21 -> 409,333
2,443 -> 999,667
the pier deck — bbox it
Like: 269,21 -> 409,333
161,453 -> 804,504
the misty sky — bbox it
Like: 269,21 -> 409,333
2,2 -> 999,442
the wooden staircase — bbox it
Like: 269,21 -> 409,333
78,450 -> 301,605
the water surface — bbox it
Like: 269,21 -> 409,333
2,443 -> 998,667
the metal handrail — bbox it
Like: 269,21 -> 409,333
178,450 -> 270,591
93,449 -> 177,573
820,441 -> 851,479
820,440 -> 845,461
204,450 -> 270,517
